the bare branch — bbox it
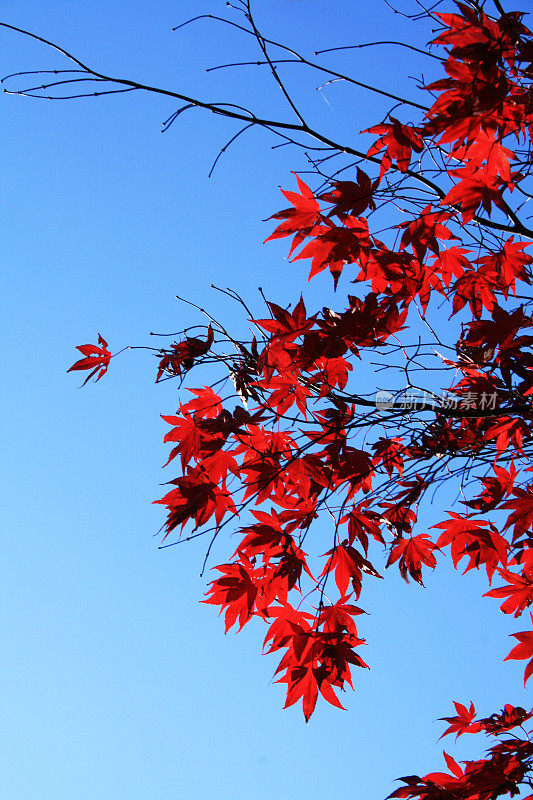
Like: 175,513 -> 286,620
208,122 -> 254,177
314,40 -> 442,61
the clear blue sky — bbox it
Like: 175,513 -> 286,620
1,2 -> 527,799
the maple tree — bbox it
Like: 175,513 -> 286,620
6,0 -> 533,796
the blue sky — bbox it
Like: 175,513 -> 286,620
1,2 -> 529,799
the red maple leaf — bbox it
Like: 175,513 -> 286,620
480,704 -> 533,734
320,168 -> 377,219
431,246 -> 472,287
504,613 -> 533,685
344,504 -> 385,553
203,559 -> 257,632
179,386 -> 223,418
465,463 -> 518,512
477,238 -> 532,298
483,417 -> 530,456
266,370 -> 312,417
442,167 -> 508,222
450,267 -> 499,318
503,485 -> 533,542
68,333 -> 111,385
334,446 -> 374,498
372,437 -> 406,478
265,174 -> 322,256
397,206 -> 455,263
365,117 -> 424,176
161,413 -> 205,469
485,549 -> 533,617
312,355 -> 353,395
439,700 -> 482,739
386,534 -> 439,585
156,325 -> 214,381
293,216 -> 371,288
156,465 -> 237,536
321,542 -> 382,598
254,295 -> 316,340
434,513 -> 508,581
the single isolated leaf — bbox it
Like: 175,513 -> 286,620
439,701 -> 482,739
67,333 -> 112,385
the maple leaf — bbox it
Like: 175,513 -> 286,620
280,664 -> 320,722
484,417 -> 530,456
292,216 -> 371,288
272,546 -> 313,598
378,477 -> 426,538
360,244 -> 414,297
450,266 -> 499,318
454,129 -> 516,186
485,551 -> 533,617
263,602 -> 368,720
431,246 -> 472,287
480,704 -> 533,734
360,243 -> 442,312
441,751 -> 464,781
365,117 -> 424,176
464,305 -> 532,353
285,454 -> 330,503
397,206 -> 455,264
253,296 -> 316,342
423,36 -> 514,146
344,505 -> 385,553
201,448 -> 240,486
313,355 -> 353,396
203,552 -> 261,632
431,5 -> 519,70
161,413 -> 205,468
156,326 -> 214,381
334,446 -> 374,498
320,168 -> 377,219
68,333 -> 111,385
266,370 -> 312,417
503,485 -> 533,542
477,238 -> 532,298
179,386 -> 223,419
504,613 -> 533,685
263,603 -> 315,658
318,599 -> 365,638
388,751 -> 464,800
237,427 -> 296,504
237,509 -> 289,563
465,463 -> 517,512
386,534 -> 439,585
265,174 -> 322,256
321,542 -> 382,598
439,701 -> 483,739
434,513 -> 508,581
237,510 -> 314,598
155,465 -> 237,536
372,437 -> 406,478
